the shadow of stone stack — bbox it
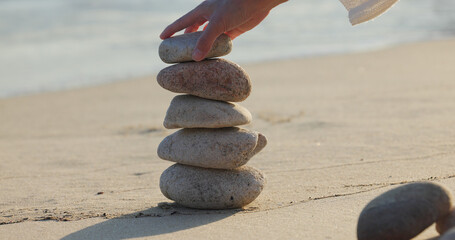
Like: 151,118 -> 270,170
157,31 -> 267,209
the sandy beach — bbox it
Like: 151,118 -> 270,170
1,39 -> 455,239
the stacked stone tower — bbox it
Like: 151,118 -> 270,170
157,32 -> 266,209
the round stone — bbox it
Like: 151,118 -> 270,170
357,182 -> 452,240
157,58 -> 251,102
164,95 -> 252,129
440,228 -> 455,240
159,31 -> 232,63
157,127 -> 267,169
437,209 -> 455,235
160,164 -> 266,209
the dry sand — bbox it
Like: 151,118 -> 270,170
1,39 -> 455,239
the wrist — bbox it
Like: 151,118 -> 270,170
264,0 -> 288,11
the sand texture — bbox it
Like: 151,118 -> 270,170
1,39 -> 455,239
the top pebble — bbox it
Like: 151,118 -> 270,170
159,31 -> 232,63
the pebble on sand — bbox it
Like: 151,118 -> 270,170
440,227 -> 455,240
157,127 -> 267,169
160,164 -> 266,209
357,182 -> 453,240
437,209 -> 455,235
157,59 -> 251,102
159,31 -> 232,63
164,95 -> 252,129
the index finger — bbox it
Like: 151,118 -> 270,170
160,7 -> 205,39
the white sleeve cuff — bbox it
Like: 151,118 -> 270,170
339,0 -> 399,25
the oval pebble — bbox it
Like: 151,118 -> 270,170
157,127 -> 267,169
164,95 -> 252,129
357,182 -> 452,240
440,228 -> 455,240
159,31 -> 232,63
157,58 -> 251,102
160,164 -> 266,209
437,209 -> 455,235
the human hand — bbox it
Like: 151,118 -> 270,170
160,0 -> 287,61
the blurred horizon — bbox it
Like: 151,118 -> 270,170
0,0 -> 454,98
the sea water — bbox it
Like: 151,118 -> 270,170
0,0 -> 454,98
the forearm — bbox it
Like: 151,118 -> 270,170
240,0 -> 288,15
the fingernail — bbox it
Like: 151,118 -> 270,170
192,48 -> 204,61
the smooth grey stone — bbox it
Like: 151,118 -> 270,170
440,228 -> 455,240
437,209 -> 455,235
157,58 -> 251,102
157,127 -> 267,169
357,182 -> 453,240
164,95 -> 252,129
160,164 -> 266,209
159,31 -> 232,63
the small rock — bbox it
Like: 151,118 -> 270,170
440,227 -> 455,240
164,95 -> 252,129
357,182 -> 452,240
437,209 -> 455,235
157,58 -> 251,102
160,164 -> 266,209
159,32 -> 232,63
157,127 -> 267,169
